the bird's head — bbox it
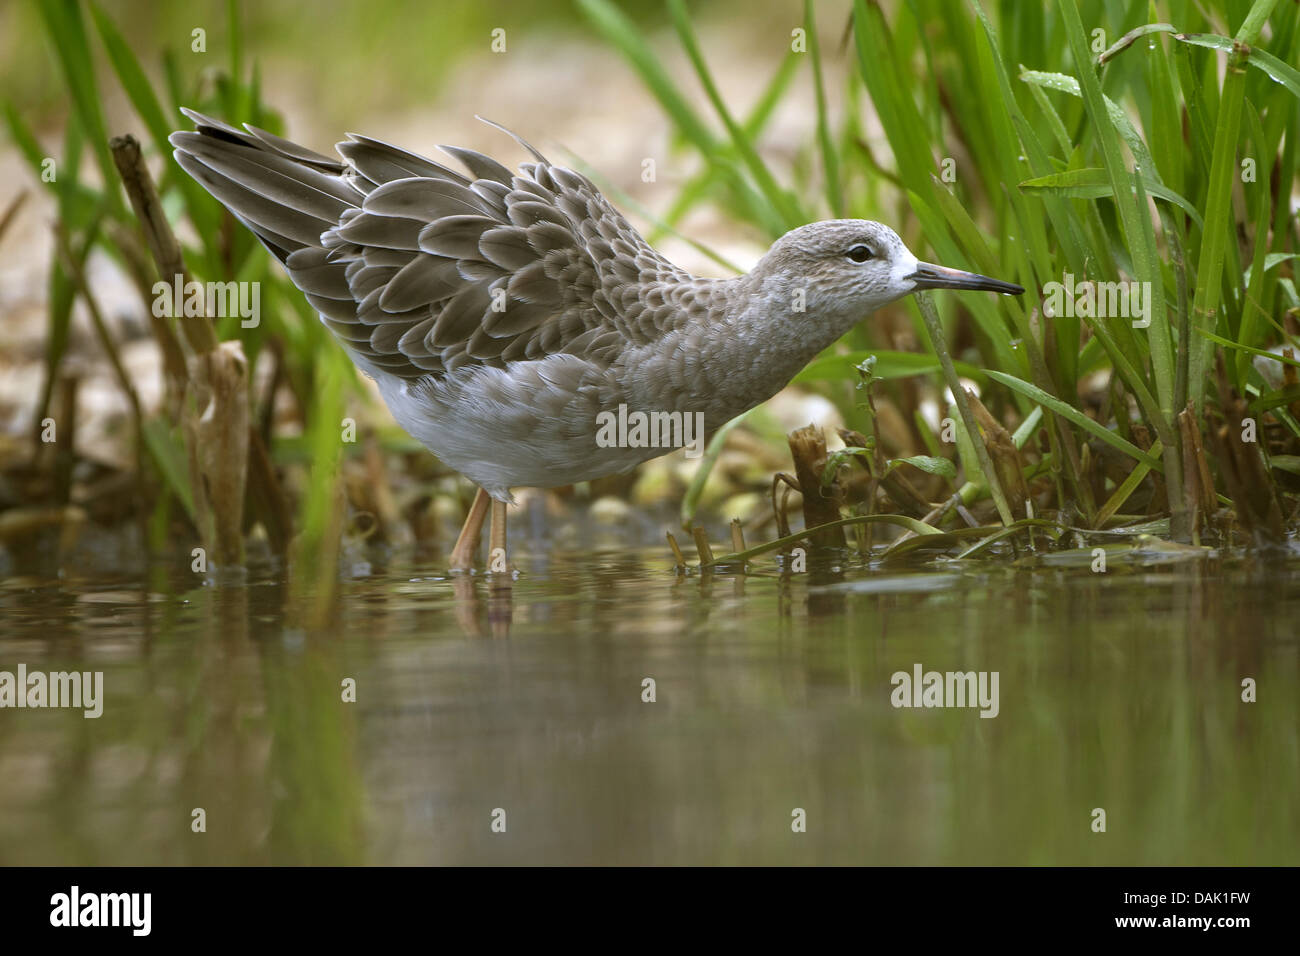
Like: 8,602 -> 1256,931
753,219 -> 1023,326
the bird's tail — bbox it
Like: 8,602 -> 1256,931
168,108 -> 358,264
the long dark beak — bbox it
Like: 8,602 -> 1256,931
908,261 -> 1024,295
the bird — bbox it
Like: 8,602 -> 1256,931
169,110 -> 1023,571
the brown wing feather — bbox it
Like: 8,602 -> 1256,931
171,112 -> 694,381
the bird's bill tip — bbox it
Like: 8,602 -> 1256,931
908,262 -> 1024,296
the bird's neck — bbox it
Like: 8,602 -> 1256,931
624,271 -> 863,429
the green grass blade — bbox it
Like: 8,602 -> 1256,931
793,349 -> 986,384
987,369 -> 1163,469
701,513 -> 943,568
666,0 -> 804,228
680,412 -> 747,527
1055,0 -> 1177,449
1197,328 -> 1300,369
576,0 -> 716,154
916,292 -> 1015,524
34,0 -> 122,216
1185,39 -> 1249,410
89,2 -> 171,155
1236,101 -> 1274,384
1173,32 -> 1300,98
805,0 -> 843,217
141,418 -> 197,523
1094,439 -> 1165,527
1019,167 -> 1204,227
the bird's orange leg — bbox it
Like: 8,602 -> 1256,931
488,498 -> 508,574
449,487 -> 490,572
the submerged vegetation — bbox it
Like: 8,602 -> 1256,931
2,0 -> 1299,588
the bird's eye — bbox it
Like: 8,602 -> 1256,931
847,245 -> 874,263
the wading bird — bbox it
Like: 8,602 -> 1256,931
171,111 -> 1022,570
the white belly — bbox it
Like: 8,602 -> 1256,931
371,354 -> 673,500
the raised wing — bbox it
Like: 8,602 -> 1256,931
170,109 -> 688,381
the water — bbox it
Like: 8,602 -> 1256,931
1,545 -> 1297,865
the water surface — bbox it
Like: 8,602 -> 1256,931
1,544 -> 1296,865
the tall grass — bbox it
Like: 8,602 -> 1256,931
581,0 -> 1300,546
6,0 -> 361,577
7,0 -> 1298,573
